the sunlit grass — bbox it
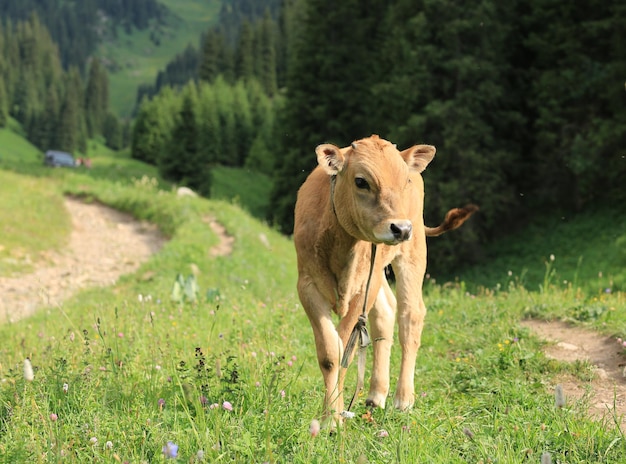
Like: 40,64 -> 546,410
0,171 -> 70,276
211,166 -> 273,220
1,170 -> 625,461
448,208 -> 626,296
1,123 -> 625,462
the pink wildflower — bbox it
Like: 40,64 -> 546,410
309,419 -> 320,437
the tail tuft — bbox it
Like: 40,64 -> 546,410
425,204 -> 478,237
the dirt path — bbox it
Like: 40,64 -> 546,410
203,216 -> 234,257
522,320 -> 626,429
0,197 -> 167,324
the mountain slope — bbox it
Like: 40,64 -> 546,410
99,0 -> 222,116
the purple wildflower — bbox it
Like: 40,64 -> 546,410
162,441 -> 179,459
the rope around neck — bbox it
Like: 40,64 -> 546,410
341,242 -> 377,411
328,174 -> 378,412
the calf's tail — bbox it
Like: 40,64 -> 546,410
425,204 -> 479,237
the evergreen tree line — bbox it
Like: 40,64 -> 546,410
0,0 -> 165,68
268,0 -> 626,273
0,14 -> 125,154
131,77 -> 281,195
126,0 -> 624,273
216,0 -> 282,46
135,0 -> 286,109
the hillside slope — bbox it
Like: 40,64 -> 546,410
448,207 -> 626,294
98,0 -> 221,116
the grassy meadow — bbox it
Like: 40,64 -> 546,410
98,0 -> 221,116
1,124 -> 626,462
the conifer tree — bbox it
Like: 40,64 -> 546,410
199,29 -> 235,82
258,10 -> 278,95
103,112 -> 122,149
131,89 -> 179,164
34,86 -> 61,149
269,0 -> 388,232
57,79 -> 81,153
196,82 -> 222,166
233,81 -> 254,165
235,20 -> 255,81
213,77 -> 237,164
160,88 -> 212,195
85,58 -> 109,137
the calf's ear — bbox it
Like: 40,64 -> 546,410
401,144 -> 436,173
316,143 -> 345,175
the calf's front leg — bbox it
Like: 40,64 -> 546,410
298,280 -> 345,425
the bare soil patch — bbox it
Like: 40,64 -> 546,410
203,216 -> 234,257
0,197 -> 166,324
522,319 -> 626,429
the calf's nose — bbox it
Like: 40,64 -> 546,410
390,221 -> 412,241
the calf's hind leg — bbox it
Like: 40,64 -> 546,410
393,259 -> 427,410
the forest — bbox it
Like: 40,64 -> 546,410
0,14 -> 122,155
2,0 -> 625,273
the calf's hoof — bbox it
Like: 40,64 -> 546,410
320,414 -> 342,433
393,393 -> 415,411
365,392 -> 387,409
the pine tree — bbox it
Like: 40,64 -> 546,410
103,112 -> 122,149
245,89 -> 281,176
160,88 -> 212,195
268,0 -> 389,232
213,77 -> 237,164
233,81 -> 254,165
199,29 -> 227,83
258,10 -> 278,95
131,89 -> 179,164
196,82 -> 222,166
524,0 -> 626,209
235,20 -> 255,81
57,78 -> 81,153
34,86 -> 61,149
85,58 -> 109,137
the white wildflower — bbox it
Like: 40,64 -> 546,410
340,410 -> 355,419
23,359 -> 34,381
554,384 -> 566,409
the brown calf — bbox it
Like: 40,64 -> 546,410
293,135 -> 476,425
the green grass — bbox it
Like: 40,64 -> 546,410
1,125 -> 626,462
0,118 -> 43,165
0,171 -> 71,276
99,0 -> 221,116
211,166 -> 273,220
450,207 -> 626,295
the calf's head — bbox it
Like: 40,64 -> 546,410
316,135 -> 436,245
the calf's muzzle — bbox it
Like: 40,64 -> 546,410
390,220 -> 412,242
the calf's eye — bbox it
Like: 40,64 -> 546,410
354,177 -> 370,190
